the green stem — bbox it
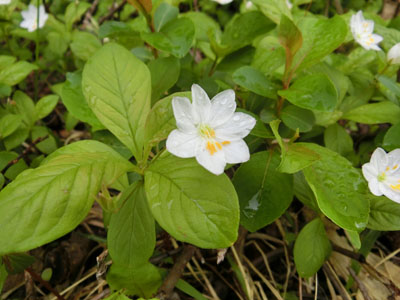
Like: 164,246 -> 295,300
34,0 -> 40,101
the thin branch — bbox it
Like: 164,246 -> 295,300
348,268 -> 372,300
156,244 -> 196,299
82,0 -> 100,29
99,0 -> 128,25
26,268 -> 66,300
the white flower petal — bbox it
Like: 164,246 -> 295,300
172,97 -> 196,133
166,130 -> 200,158
195,142 -> 226,175
209,89 -> 236,127
380,184 -> 400,203
191,84 -> 211,124
368,179 -> 383,196
362,162 -> 378,181
212,0 -> 233,4
222,139 -> 250,164
370,147 -> 388,173
215,112 -> 256,141
388,43 -> 400,64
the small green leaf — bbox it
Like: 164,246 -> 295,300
252,0 -> 291,24
368,195 -> 400,231
182,12 -> 221,42
0,114 -> 22,139
232,66 -> 277,98
343,101 -> 400,124
0,141 -> 132,255
324,123 -> 353,156
233,151 -> 293,232
0,61 -> 38,86
82,43 -> 151,161
302,143 -> 369,232
294,218 -> 331,278
383,122 -> 400,151
144,153 -> 239,248
278,143 -> 320,174
12,91 -> 36,127
153,2 -> 178,32
278,14 -> 302,56
148,57 -> 180,103
141,18 -> 195,58
108,182 -> 156,267
4,253 -> 35,274
278,74 -> 338,112
281,105 -> 315,132
35,95 -> 58,119
70,31 -> 101,61
65,2 -> 91,31
31,126 -> 57,154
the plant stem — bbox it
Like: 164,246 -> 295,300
34,0 -> 40,101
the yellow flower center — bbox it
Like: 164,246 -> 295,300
198,124 -> 230,156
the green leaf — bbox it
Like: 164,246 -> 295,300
141,18 -> 195,58
4,253 -> 35,274
233,151 -> 293,232
368,195 -> 400,231
82,43 -> 151,161
377,75 -> 400,106
70,31 -> 101,61
302,143 -> 369,231
182,12 -> 221,42
278,74 -> 338,112
293,172 -> 319,212
61,72 -> 104,131
153,2 -> 178,32
294,218 -> 331,278
383,122 -> 400,151
281,105 -> 315,132
108,182 -> 155,267
293,15 -> 347,73
176,279 -> 208,300
12,91 -> 36,127
3,128 -> 29,151
65,2 -> 91,31
232,66 -> 277,98
107,263 -> 161,297
0,61 -> 38,86
31,126 -> 57,155
103,292 -> 131,300
0,114 -> 22,139
252,36 -> 286,75
0,141 -> 132,255
252,0 -> 292,24
35,95 -> 58,119
278,14 -> 302,57
144,153 -> 239,248
324,123 -> 353,156
343,101 -> 400,125
4,159 -> 28,180
278,143 -> 320,174
148,57 -> 180,103
0,55 -> 16,69
144,92 -> 191,148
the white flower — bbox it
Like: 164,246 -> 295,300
362,147 -> 400,203
286,0 -> 293,9
212,0 -> 233,4
388,43 -> 400,64
245,0 -> 254,9
166,84 -> 256,175
20,4 -> 48,32
350,11 -> 383,51
0,0 -> 11,5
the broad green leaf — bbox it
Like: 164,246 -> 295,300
232,66 -> 277,99
182,12 -> 221,42
0,142 -> 132,255
233,151 -> 293,232
278,14 -> 302,57
46,32 -> 70,58
294,218 -> 331,278
35,95 -> 58,119
324,123 -> 353,156
65,2 -> 91,31
221,11 -> 274,54
281,105 -> 315,132
0,84 -> 11,98
141,18 -> 195,58
31,126 -> 57,155
0,114 -> 22,138
153,2 -> 178,32
293,172 -> 319,212
252,0 -> 292,24
12,91 -> 36,127
107,262 -> 161,297
70,31 -> 101,61
278,74 -> 337,112
383,122 -> 400,151
148,57 -> 180,103
252,36 -> 286,75
82,43 -> 151,161
4,253 -> 35,274
144,153 -> 239,248
278,143 -> 320,174
108,182 -> 156,267
343,101 -> 400,124
144,92 -> 191,148
61,72 -> 104,131
368,195 -> 400,231
0,55 -> 16,69
377,75 -> 400,106
302,143 -> 369,231
293,15 -> 347,73
0,61 -> 38,86
3,128 -> 29,151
